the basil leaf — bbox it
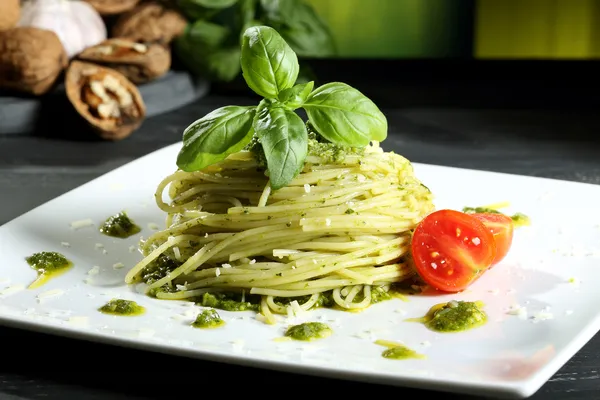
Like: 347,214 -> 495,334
176,0 -> 233,19
278,2 -> 336,57
175,27 -> 241,82
278,81 -> 314,109
181,20 -> 231,49
258,0 -> 298,23
177,106 -> 256,172
180,0 -> 238,9
241,25 -> 299,99
254,106 -> 307,189
303,82 -> 387,146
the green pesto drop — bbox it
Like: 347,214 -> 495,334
285,322 -> 332,341
510,212 -> 531,227
26,251 -> 73,289
99,299 -> 145,316
192,309 -> 225,329
99,211 -> 141,238
197,292 -> 260,312
375,340 -> 426,360
462,206 -> 531,227
408,300 -> 487,333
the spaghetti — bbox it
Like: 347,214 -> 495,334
125,141 -> 434,324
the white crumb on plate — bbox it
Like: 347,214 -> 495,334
70,218 -> 94,229
420,341 -> 432,347
24,308 -> 36,315
60,242 -> 71,247
36,289 -> 64,303
532,311 -> 554,323
68,316 -> 89,326
506,304 -> 528,320
102,249 -> 108,255
0,284 -> 25,297
138,328 -> 156,338
148,222 -> 160,231
129,245 -> 137,253
88,266 -> 101,275
113,262 -> 125,270
95,243 -> 104,250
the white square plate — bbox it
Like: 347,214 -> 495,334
1,143 -> 599,399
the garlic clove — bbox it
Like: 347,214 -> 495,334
18,0 -> 107,59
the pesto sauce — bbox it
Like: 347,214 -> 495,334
197,292 -> 260,312
99,299 -> 145,316
462,206 -> 531,227
25,251 -> 73,289
99,211 -> 141,238
408,300 -> 487,333
285,322 -> 332,341
375,340 -> 426,360
247,127 -> 365,168
142,255 -> 180,286
192,309 -> 225,329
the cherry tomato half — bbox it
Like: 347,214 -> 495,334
472,213 -> 514,266
411,209 -> 497,293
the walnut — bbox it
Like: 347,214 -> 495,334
82,0 -> 140,15
77,38 -> 171,84
66,61 -> 146,141
0,0 -> 20,31
112,2 -> 187,45
0,27 -> 68,95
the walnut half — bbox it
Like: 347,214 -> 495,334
66,61 -> 146,140
77,38 -> 171,84
83,0 -> 140,15
112,2 -> 187,45
0,27 -> 68,95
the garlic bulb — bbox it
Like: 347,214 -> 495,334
18,0 -> 107,59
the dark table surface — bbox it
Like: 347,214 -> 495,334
1,65 -> 600,399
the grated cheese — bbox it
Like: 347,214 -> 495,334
70,219 -> 94,229
0,284 -> 25,297
222,263 -> 232,269
506,303 -> 528,320
68,316 -> 89,326
249,259 -> 256,264
215,268 -> 221,277
88,266 -> 100,275
138,328 -> 155,338
113,262 -> 125,270
304,184 -> 311,193
325,218 -> 331,227
36,289 -> 64,303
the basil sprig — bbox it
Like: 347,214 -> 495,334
176,25 -> 387,189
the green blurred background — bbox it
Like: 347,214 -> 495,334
305,0 -> 600,59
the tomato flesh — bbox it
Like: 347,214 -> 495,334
472,213 -> 514,265
411,209 -> 497,292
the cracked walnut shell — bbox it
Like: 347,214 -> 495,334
112,2 -> 187,45
77,38 -> 171,84
0,0 -> 20,31
0,27 -> 68,95
82,0 -> 140,15
66,61 -> 146,140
